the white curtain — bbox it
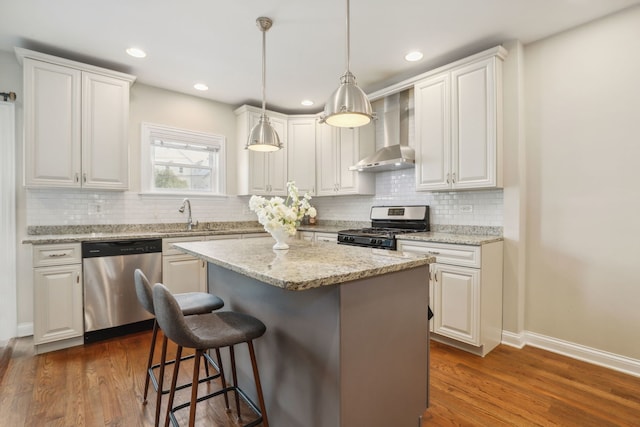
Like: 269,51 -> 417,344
0,101 -> 17,343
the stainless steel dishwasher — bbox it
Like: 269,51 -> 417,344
82,238 -> 162,343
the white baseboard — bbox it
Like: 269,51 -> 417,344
501,330 -> 640,378
501,330 -> 526,349
17,322 -> 33,338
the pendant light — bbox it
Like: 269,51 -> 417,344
246,17 -> 282,152
320,0 -> 373,128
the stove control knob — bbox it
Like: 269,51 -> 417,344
370,238 -> 377,245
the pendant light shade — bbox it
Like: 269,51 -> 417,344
321,0 -> 373,128
246,17 -> 282,152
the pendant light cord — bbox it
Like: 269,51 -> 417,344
345,0 -> 351,73
261,24 -> 267,114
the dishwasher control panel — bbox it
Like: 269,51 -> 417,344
82,239 -> 163,258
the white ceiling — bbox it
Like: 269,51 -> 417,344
2,0 -> 639,114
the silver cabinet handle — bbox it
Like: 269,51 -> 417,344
427,251 -> 440,255
75,173 -> 80,183
83,172 -> 87,183
452,172 -> 456,183
76,272 -> 80,284
446,173 -> 450,184
48,253 -> 67,258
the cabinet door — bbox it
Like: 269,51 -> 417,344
336,127 -> 359,194
266,116 -> 288,194
162,255 -> 207,294
315,123 -> 338,195
24,58 -> 82,187
82,72 -> 130,189
287,118 -> 316,195
432,264 -> 480,346
414,73 -> 450,191
34,264 -> 83,344
451,58 -> 497,189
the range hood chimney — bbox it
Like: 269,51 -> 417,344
349,89 -> 415,173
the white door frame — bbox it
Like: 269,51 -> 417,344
0,101 -> 17,343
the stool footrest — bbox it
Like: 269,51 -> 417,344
149,352 -> 221,395
168,384 -> 264,427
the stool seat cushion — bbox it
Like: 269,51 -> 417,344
134,269 -> 223,316
153,283 -> 266,350
175,292 -> 224,316
185,311 -> 267,349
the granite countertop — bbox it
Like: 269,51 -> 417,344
21,227 -> 267,245
22,221 -> 503,246
22,222 -> 349,245
397,232 -> 503,246
174,238 -> 434,291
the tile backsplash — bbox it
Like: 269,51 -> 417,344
26,169 -> 502,227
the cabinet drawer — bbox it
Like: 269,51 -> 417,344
33,243 -> 82,267
398,241 -> 481,268
162,236 -> 204,256
315,232 -> 337,243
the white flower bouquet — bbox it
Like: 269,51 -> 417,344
249,181 -> 316,236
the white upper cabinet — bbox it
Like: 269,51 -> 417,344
235,105 -> 288,196
316,123 -> 375,196
287,116 -> 317,195
415,49 -> 505,191
19,49 -> 135,190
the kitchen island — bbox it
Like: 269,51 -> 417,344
174,237 -> 434,427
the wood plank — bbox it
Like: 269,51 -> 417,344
1,333 -> 639,426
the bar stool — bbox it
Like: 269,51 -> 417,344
134,269 -> 225,427
152,283 -> 269,427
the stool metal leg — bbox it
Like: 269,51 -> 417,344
229,345 -> 242,421
215,348 -> 230,411
165,345 -> 183,427
248,340 -> 269,427
155,335 -> 168,427
143,320 -> 160,404
189,350 -> 202,427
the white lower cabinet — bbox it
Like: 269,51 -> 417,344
315,232 -> 337,243
33,243 -> 84,353
297,231 -> 337,243
398,239 -> 503,356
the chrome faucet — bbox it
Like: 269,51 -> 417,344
178,198 -> 198,230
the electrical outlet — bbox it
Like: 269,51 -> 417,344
460,205 -> 473,213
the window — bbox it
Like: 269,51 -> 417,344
141,123 -> 226,195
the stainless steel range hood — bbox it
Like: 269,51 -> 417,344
349,90 -> 415,172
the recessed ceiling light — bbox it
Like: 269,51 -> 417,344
301,99 -> 314,106
405,51 -> 423,62
194,83 -> 209,91
126,47 -> 147,58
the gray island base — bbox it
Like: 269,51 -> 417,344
174,238 -> 434,427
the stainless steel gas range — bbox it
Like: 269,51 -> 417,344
337,205 -> 430,250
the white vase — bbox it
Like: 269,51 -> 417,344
269,227 -> 290,250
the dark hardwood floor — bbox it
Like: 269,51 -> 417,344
1,332 -> 638,426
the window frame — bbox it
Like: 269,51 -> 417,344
140,122 -> 226,196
